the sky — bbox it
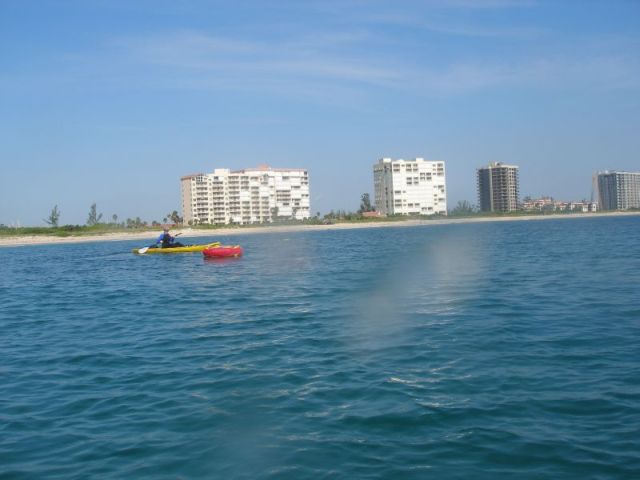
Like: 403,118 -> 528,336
1,0 -> 639,226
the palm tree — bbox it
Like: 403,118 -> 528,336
169,210 -> 182,224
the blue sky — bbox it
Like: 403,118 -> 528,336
1,0 -> 639,226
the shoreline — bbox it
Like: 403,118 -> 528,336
1,211 -> 638,248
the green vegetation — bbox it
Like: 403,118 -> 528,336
44,205 -> 61,227
0,204 -> 634,240
86,203 -> 103,226
0,223 -> 135,238
358,193 -> 374,213
163,210 -> 183,224
449,200 -> 476,216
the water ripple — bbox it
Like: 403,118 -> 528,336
1,217 -> 639,478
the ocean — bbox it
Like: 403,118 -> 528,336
1,216 -> 639,479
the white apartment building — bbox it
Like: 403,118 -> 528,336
597,171 -> 640,211
373,158 -> 447,216
181,165 -> 310,225
522,197 -> 598,213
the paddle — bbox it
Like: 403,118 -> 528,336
138,233 -> 182,254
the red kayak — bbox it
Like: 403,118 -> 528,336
202,245 -> 243,258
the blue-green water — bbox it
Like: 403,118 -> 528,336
1,217 -> 639,479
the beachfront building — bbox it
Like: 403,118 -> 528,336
373,158 -> 447,216
596,171 -> 640,211
181,165 -> 310,225
477,162 -> 520,212
522,196 -> 597,213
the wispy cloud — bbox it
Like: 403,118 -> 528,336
407,54 -> 640,94
431,0 -> 537,8
110,31 -> 400,86
309,0 -> 536,14
364,12 -> 544,38
305,0 -> 541,38
7,26 -> 638,105
105,30 -> 640,97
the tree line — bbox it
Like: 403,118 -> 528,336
32,196 -> 479,230
42,203 -> 183,229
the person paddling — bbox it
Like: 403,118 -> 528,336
156,227 -> 184,248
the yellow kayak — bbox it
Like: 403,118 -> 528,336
132,242 -> 221,254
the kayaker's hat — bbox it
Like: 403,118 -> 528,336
163,227 -> 169,232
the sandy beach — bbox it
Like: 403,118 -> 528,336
1,211 -> 638,248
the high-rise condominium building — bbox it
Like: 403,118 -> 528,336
373,158 -> 447,216
477,162 -> 520,212
596,171 -> 640,211
181,165 -> 310,225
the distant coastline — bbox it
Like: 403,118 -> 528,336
1,211 -> 639,248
